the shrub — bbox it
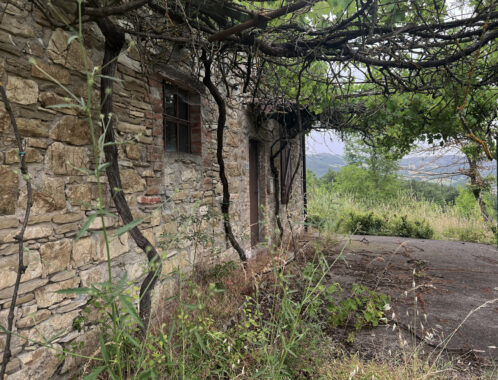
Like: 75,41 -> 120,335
390,215 -> 434,239
338,210 -> 434,239
340,211 -> 388,235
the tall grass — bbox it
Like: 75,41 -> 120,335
308,185 -> 495,244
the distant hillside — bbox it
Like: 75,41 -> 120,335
306,153 -> 345,177
307,153 -> 496,186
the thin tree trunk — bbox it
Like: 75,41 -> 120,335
0,85 -> 33,378
201,50 -> 247,262
92,13 -> 161,329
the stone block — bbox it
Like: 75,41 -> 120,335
0,165 -> 18,215
6,76 -> 38,105
23,225 -> 53,240
117,121 -> 147,134
96,233 -> 129,261
55,222 -> 80,235
52,212 -> 83,224
34,276 -> 80,308
0,278 -> 48,299
0,102 -> 10,132
28,309 -> 78,341
46,142 -> 89,175
47,28 -> 88,71
125,144 -> 141,160
18,177 -> 65,215
50,116 -> 91,145
40,239 -> 72,275
17,118 -> 49,137
2,293 -> 34,308
0,14 -> 34,38
39,92 -> 77,115
121,168 -> 146,194
72,237 -> 96,267
16,309 -> 51,329
0,216 -> 18,229
12,345 -> 62,380
32,60 -> 71,84
5,148 -> 43,164
66,183 -> 96,207
80,263 -> 107,287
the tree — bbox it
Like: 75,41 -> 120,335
343,134 -> 400,193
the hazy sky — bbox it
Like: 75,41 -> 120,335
306,130 -> 344,156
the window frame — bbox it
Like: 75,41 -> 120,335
163,83 -> 192,154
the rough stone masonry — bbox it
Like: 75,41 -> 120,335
0,0 -> 304,378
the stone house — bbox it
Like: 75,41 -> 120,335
0,1 -> 305,378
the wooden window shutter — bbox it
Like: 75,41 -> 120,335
280,141 -> 292,204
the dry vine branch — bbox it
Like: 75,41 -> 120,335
0,84 -> 33,378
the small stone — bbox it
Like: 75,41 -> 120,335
6,76 -> 38,105
52,213 -> 82,224
0,165 -> 18,215
40,239 -> 72,275
32,60 -> 71,84
46,142 -> 89,175
66,183 -> 96,207
49,116 -> 91,145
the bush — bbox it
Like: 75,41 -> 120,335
340,211 -> 388,235
338,211 -> 434,239
390,215 -> 434,239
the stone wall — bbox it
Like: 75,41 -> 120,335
0,1 -> 304,378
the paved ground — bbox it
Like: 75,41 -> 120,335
326,235 -> 498,362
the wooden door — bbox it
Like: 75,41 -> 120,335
249,140 -> 260,247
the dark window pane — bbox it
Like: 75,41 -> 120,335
163,85 -> 175,116
178,124 -> 189,153
165,122 -> 177,152
178,90 -> 189,121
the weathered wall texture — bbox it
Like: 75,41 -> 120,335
0,1 -> 304,378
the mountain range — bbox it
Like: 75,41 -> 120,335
306,153 -> 497,186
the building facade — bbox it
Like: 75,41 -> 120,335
0,1 -> 304,378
